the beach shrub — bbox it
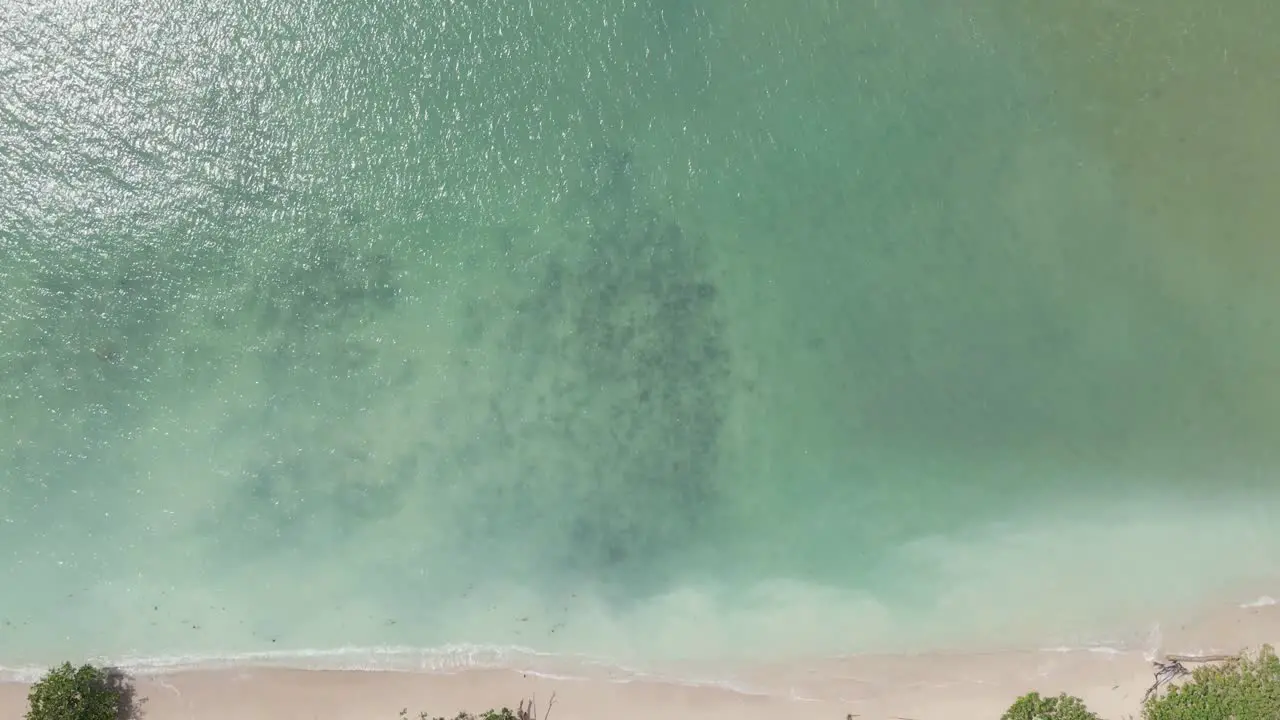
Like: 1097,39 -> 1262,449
25,663 -> 121,720
1142,645 -> 1280,720
1000,691 -> 1100,720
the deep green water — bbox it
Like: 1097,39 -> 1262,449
3,0 -> 1280,669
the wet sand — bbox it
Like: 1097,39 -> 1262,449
3,598 -> 1276,720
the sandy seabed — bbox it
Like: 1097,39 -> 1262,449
2,599 -> 1277,720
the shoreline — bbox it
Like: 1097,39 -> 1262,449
3,596 -> 1277,719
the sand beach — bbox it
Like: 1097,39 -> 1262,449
3,595 -> 1277,720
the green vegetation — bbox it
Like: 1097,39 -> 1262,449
1001,691 -> 1101,720
1001,645 -> 1280,720
24,663 -> 130,720
1143,645 -> 1280,720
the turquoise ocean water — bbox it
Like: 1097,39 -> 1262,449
3,0 -> 1280,671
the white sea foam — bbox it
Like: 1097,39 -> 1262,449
1038,645 -> 1128,655
0,644 -> 592,684
0,644 -> 793,699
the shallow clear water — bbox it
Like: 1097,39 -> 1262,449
3,0 -> 1280,669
